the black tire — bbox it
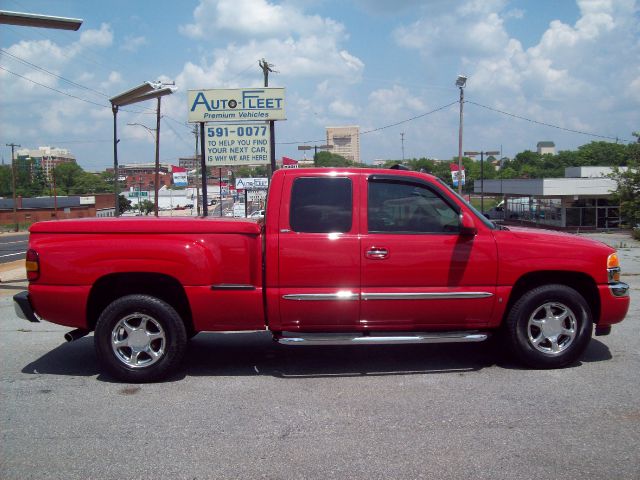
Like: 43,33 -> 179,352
94,294 -> 187,382
505,284 -> 592,368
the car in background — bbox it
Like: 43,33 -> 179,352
249,210 -> 265,219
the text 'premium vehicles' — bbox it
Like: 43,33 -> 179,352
14,168 -> 630,382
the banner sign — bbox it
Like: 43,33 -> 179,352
450,163 -> 466,187
188,88 -> 286,123
172,166 -> 188,187
205,124 -> 271,166
282,156 -> 299,168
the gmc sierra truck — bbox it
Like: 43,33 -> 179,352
14,167 -> 630,382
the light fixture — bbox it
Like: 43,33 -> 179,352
110,82 -> 177,216
0,10 -> 83,30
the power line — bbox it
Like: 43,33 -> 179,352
0,64 -> 157,114
0,48 -> 109,98
0,64 -> 109,108
277,100 -> 458,145
466,100 -> 629,142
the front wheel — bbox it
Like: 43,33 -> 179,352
94,295 -> 187,382
505,284 -> 592,368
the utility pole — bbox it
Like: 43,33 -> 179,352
6,143 -> 20,231
259,58 -> 278,177
464,149 -> 500,213
401,132 -> 405,162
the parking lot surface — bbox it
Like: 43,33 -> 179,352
1,232 -> 639,479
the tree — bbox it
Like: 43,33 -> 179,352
609,133 -> 640,228
138,199 -> 155,215
53,163 -> 84,194
314,151 -> 352,167
576,141 -> 628,166
0,165 -> 12,196
118,195 -> 132,213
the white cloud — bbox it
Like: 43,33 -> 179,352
395,0 -> 640,143
77,23 -> 114,49
368,85 -> 426,116
180,0 -> 345,39
329,100 -> 358,117
121,35 -> 148,52
394,8 -> 509,57
175,0 -> 364,90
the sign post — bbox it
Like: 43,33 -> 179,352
200,122 -> 207,215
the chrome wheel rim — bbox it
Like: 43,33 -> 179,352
527,302 -> 577,355
111,313 -> 166,368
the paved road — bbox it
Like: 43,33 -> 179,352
0,234 -> 28,264
1,231 -> 638,479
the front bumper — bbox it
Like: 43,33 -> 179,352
597,282 -> 630,328
609,282 -> 629,297
13,291 -> 40,323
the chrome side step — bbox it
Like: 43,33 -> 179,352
274,331 -> 489,346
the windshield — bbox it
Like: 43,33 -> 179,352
436,178 -> 497,230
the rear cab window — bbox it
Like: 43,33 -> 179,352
290,177 -> 353,233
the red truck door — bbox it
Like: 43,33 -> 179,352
359,174 -> 498,330
275,174 -> 361,331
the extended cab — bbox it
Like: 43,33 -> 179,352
14,168 -> 630,381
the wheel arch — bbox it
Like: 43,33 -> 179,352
504,271 -> 600,325
86,272 -> 193,333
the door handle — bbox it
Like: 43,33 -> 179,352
366,247 -> 389,259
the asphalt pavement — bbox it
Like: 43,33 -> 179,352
1,231 -> 639,479
0,233 -> 28,265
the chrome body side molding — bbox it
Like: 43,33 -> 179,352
275,331 -> 489,346
282,291 -> 493,301
361,292 -> 493,301
282,292 -> 359,301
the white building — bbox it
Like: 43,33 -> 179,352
477,166 -> 622,229
536,141 -> 556,155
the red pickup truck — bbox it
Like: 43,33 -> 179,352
14,167 -> 630,382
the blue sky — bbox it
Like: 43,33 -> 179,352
1,0 -> 638,171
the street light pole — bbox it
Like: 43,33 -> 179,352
112,105 -> 119,216
154,97 -> 161,217
456,75 -> 467,195
298,144 -> 333,166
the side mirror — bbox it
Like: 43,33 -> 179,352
459,211 -> 477,237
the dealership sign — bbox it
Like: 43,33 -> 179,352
188,88 -> 286,123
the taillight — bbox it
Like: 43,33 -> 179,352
25,249 -> 40,282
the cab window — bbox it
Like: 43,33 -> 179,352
368,180 -> 460,233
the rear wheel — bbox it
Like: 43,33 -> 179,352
94,295 -> 187,382
505,284 -> 592,368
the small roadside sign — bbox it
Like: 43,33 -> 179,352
235,178 -> 269,190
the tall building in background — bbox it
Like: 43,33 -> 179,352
16,146 -> 76,181
326,126 -> 360,164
